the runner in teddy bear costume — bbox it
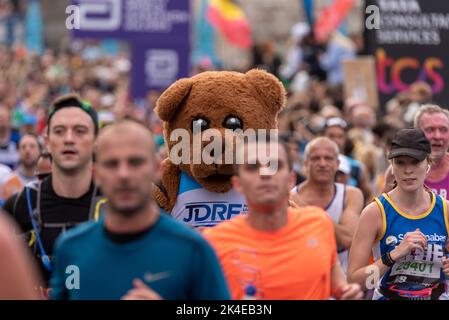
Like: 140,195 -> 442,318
153,69 -> 286,228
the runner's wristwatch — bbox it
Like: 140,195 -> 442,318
381,252 -> 395,267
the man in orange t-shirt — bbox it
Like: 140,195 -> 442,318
204,139 -> 363,300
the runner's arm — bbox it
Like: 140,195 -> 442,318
331,261 -> 347,295
347,202 -> 390,290
358,165 -> 372,205
2,190 -> 32,234
0,214 -> 41,299
334,186 -> 363,249
330,262 -> 363,300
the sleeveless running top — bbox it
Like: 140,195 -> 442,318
372,192 -> 449,300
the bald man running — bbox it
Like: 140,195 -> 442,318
50,120 -> 230,300
290,137 -> 364,274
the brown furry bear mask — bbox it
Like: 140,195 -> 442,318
153,69 -> 286,217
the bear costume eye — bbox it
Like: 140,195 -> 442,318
192,118 -> 209,131
223,116 -> 243,131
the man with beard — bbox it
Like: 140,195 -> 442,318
50,120 -> 230,300
2,134 -> 41,199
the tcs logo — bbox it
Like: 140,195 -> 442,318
376,48 -> 444,94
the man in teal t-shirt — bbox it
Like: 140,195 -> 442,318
50,121 -> 230,300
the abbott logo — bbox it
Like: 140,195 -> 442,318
146,50 -> 179,87
66,0 -> 121,31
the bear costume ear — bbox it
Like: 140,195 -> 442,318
245,69 -> 286,113
155,78 -> 192,122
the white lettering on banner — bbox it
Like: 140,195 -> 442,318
69,0 -> 189,32
78,0 -> 121,31
378,0 -> 421,13
145,49 -> 178,87
124,0 -> 189,32
376,30 -> 440,45
381,14 -> 449,29
371,1 -> 449,46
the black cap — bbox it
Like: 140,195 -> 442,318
387,128 -> 431,161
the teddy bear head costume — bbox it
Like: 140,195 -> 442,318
153,69 -> 286,227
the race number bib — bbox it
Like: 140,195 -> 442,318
390,260 -> 440,279
380,243 -> 447,300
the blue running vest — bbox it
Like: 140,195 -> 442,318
372,192 -> 449,300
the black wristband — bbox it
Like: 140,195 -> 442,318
381,252 -> 395,267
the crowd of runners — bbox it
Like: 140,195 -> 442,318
0,28 -> 448,299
